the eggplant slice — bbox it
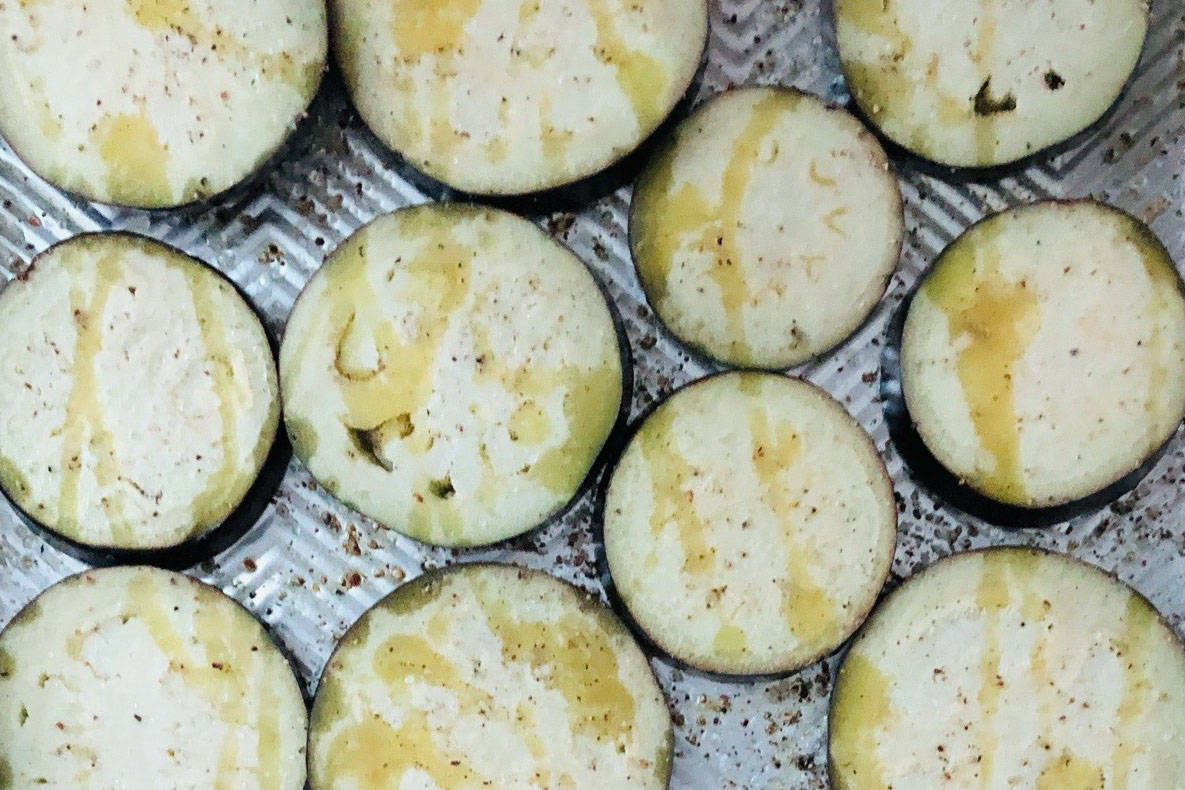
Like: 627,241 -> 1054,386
899,200 -> 1185,511
0,0 -> 327,208
631,87 -> 903,369
330,0 -> 707,196
830,547 -> 1185,788
603,372 -> 896,676
308,563 -> 672,789
0,566 -> 307,788
0,233 -> 280,557
834,0 -> 1148,168
279,204 -> 625,548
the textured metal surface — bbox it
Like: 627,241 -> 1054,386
1,1 -> 1184,787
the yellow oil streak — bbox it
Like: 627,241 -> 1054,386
56,250 -> 130,543
1110,596 -> 1156,788
587,0 -> 669,130
182,268 -> 244,532
96,109 -> 172,219
633,92 -> 789,362
390,0 -> 482,60
830,653 -> 893,789
324,573 -> 637,785
129,0 -> 317,91
127,572 -> 283,786
923,231 -> 1041,504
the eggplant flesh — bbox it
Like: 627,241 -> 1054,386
330,0 -> 708,196
0,0 -> 327,208
279,204 -> 625,548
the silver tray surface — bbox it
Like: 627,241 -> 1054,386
2,1 -> 1184,787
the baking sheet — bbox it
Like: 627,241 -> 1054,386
1,1 -> 1184,787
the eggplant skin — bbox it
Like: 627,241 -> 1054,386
307,563 -> 672,789
0,0 -> 327,209
279,204 -> 625,548
603,371 -> 896,677
898,200 -> 1185,512
834,0 -> 1148,168
0,232 -> 282,559
629,86 -> 903,370
0,566 -> 309,789
330,0 -> 707,196
828,547 -> 1185,789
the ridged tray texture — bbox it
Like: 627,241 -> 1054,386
2,1 -> 1184,787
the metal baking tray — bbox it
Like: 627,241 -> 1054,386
2,1 -> 1183,787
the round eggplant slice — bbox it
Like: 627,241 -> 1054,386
279,204 -> 624,547
603,372 -> 896,676
834,0 -> 1148,168
0,233 -> 281,556
829,547 -> 1185,788
900,200 -> 1185,511
630,87 -> 903,369
0,0 -> 327,208
0,566 -> 307,788
330,0 -> 707,196
308,563 -> 672,789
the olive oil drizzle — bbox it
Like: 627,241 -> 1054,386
974,553 -> 1009,786
831,653 -> 893,789
637,375 -> 840,656
635,92 -> 789,362
387,0 -> 670,169
741,377 -> 840,650
96,109 -> 172,223
56,250 -> 131,543
1110,596 -> 1156,788
390,0 -> 482,60
923,231 -> 1040,503
639,403 -> 715,575
128,0 -> 317,91
126,573 -> 285,786
587,0 -> 669,129
292,209 -> 619,543
182,267 -> 245,533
